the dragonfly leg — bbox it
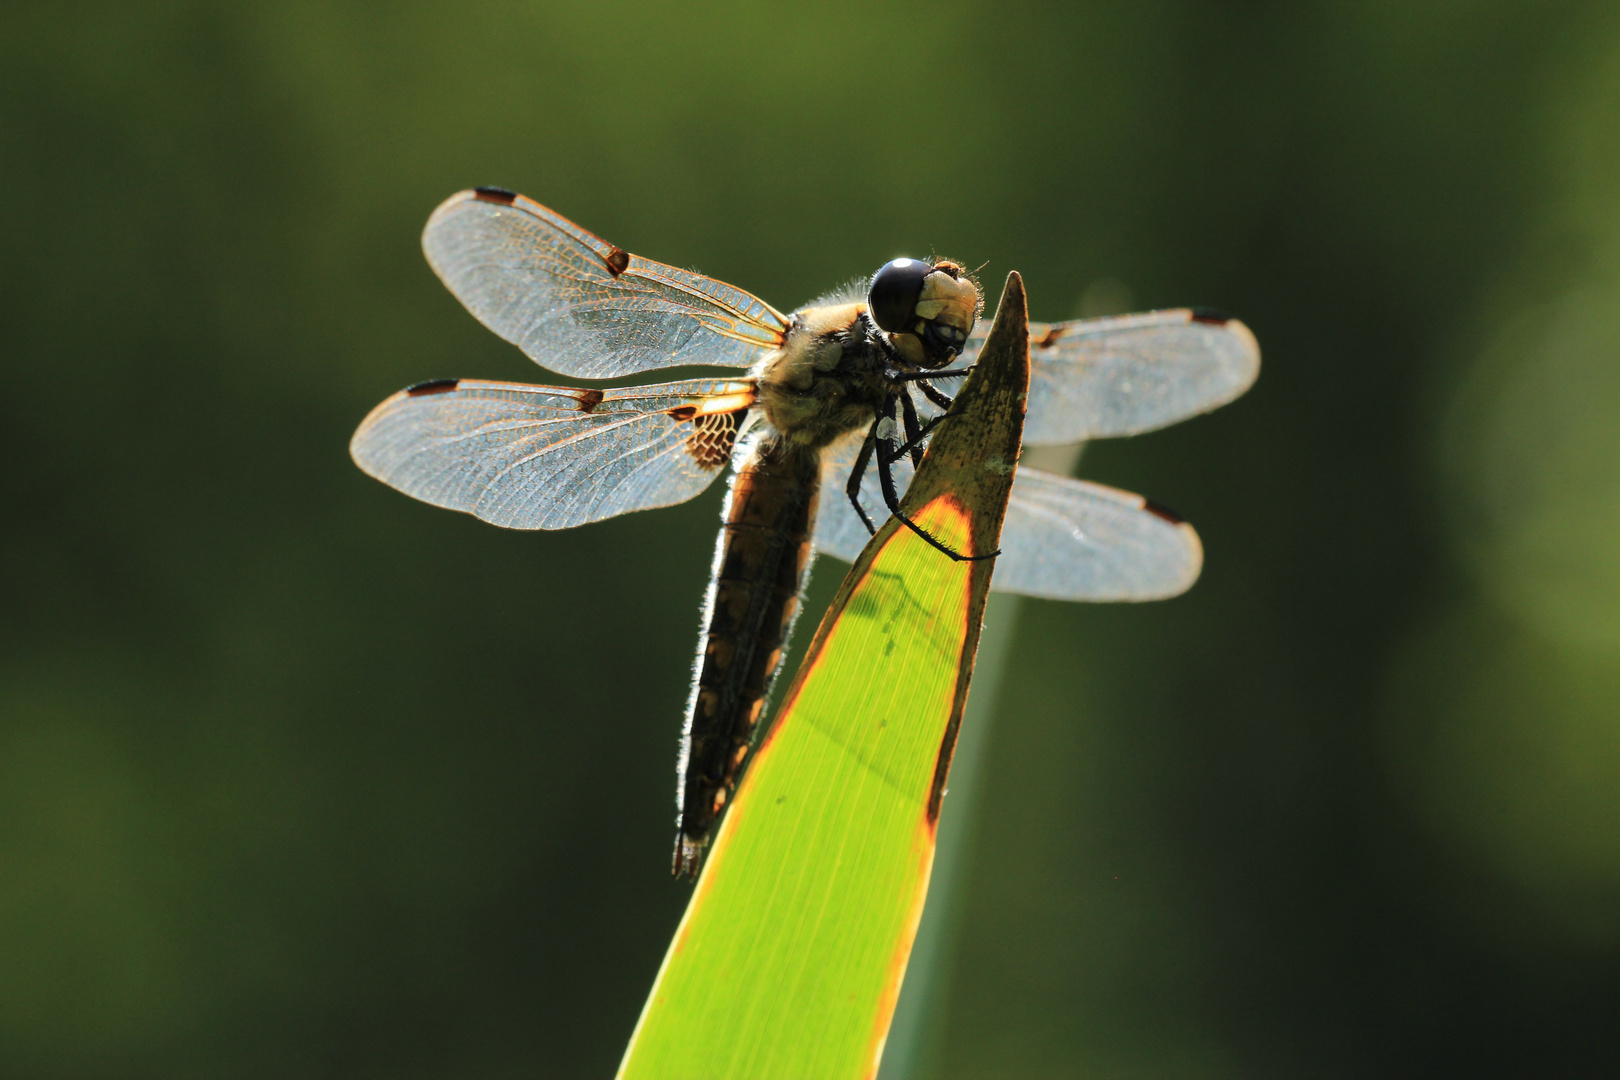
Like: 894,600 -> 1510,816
874,396 -> 999,563
845,430 -> 879,536
897,389 -> 926,469
889,404 -> 945,467
913,377 -> 955,413
890,365 -> 974,383
872,393 -> 903,466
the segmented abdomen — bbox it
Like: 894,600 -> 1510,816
674,433 -> 820,877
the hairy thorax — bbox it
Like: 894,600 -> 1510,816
754,302 -> 893,450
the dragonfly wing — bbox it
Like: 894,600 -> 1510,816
990,467 -> 1202,601
945,308 -> 1259,443
815,441 -> 1201,601
351,378 -> 754,529
422,189 -> 791,379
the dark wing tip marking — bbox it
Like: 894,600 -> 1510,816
575,388 -> 604,414
405,378 -> 460,396
472,186 -> 518,204
1142,498 -> 1186,524
1190,307 -> 1231,325
604,246 -> 630,277
1034,325 -> 1068,349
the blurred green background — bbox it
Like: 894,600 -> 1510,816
4,2 -> 1620,1076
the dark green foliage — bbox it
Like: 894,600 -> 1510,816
3,3 -> 1618,1076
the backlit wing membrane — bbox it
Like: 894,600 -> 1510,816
814,433 -> 1202,601
351,378 -> 754,529
935,308 -> 1259,444
986,467 -> 1202,601
423,189 -> 791,379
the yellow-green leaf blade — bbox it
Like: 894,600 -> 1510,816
619,274 -> 1031,1080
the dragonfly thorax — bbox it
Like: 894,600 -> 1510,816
755,302 -> 897,450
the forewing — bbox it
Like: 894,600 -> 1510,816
422,189 -> 790,379
815,436 -> 1201,600
942,308 -> 1259,443
351,378 -> 753,529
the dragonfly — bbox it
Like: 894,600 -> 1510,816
350,187 -> 1259,877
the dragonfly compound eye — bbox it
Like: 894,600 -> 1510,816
867,258 -> 931,334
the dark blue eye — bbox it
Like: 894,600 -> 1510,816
867,258 -> 930,334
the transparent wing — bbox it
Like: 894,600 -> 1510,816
933,308 -> 1258,444
351,377 -> 754,529
814,433 -> 1201,601
987,467 -> 1203,601
422,189 -> 791,379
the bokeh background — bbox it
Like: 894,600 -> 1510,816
5,3 -> 1620,1076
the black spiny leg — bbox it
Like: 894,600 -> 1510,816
845,431 -> 879,536
888,412 -> 945,466
913,377 -> 954,413
873,394 -> 999,563
890,366 -> 974,383
897,390 -> 926,469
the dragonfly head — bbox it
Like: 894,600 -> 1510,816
867,257 -> 981,369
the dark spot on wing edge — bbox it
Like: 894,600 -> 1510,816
1190,307 -> 1230,325
605,246 -> 630,277
473,186 -> 517,204
1142,499 -> 1185,524
575,389 -> 604,413
1034,325 -> 1067,349
406,378 -> 459,396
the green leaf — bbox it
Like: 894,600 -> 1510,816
617,274 -> 1032,1080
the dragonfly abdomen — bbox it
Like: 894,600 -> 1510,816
675,434 -> 820,877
